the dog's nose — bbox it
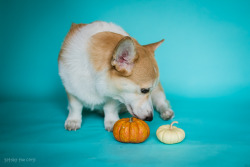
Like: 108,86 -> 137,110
145,113 -> 153,121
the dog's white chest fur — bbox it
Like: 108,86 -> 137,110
58,22 -> 128,109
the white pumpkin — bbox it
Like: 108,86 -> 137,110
156,121 -> 185,144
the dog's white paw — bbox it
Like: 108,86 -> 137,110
104,120 -> 117,132
65,119 -> 82,131
160,108 -> 174,120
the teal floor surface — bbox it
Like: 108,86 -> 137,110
0,98 -> 249,167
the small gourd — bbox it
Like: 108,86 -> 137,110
113,117 -> 150,143
156,121 -> 185,144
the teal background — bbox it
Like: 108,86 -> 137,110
0,0 -> 249,166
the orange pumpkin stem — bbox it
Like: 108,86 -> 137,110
170,121 -> 178,129
129,117 -> 133,122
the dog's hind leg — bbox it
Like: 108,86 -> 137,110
151,82 -> 174,120
103,99 -> 120,132
64,92 -> 83,131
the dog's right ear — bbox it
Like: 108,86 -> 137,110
111,36 -> 137,76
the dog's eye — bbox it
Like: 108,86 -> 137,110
141,88 -> 150,94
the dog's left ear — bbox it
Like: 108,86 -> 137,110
111,36 -> 137,76
144,39 -> 164,53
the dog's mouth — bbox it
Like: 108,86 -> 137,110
126,104 -> 139,118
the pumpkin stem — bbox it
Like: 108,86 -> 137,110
170,121 -> 178,129
129,117 -> 133,122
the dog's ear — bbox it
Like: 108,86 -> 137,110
111,36 -> 137,76
144,39 -> 164,53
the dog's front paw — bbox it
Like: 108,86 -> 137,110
160,108 -> 174,120
104,120 -> 117,132
65,119 -> 82,131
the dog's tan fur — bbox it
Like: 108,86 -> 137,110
88,32 -> 123,72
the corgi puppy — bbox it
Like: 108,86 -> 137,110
58,21 -> 174,131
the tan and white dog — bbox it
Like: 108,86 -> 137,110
58,21 -> 174,131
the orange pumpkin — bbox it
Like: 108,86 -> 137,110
113,117 -> 150,143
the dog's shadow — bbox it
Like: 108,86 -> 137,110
56,97 -> 132,120
82,107 -> 131,120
